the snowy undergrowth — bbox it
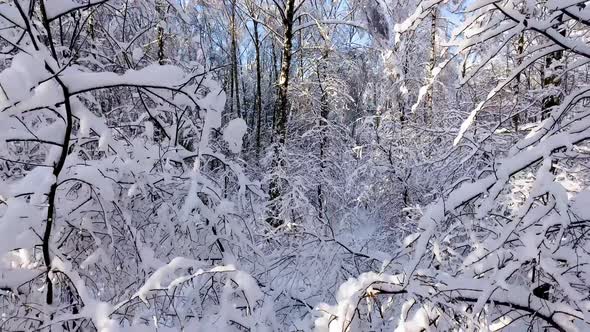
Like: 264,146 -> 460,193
3,0 -> 590,331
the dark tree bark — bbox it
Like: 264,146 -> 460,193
513,33 -> 525,131
541,16 -> 566,120
424,8 -> 437,124
268,0 -> 297,226
230,0 -> 241,117
253,20 -> 263,156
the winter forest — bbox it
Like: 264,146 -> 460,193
3,0 -> 590,331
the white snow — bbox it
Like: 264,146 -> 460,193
223,118 -> 247,153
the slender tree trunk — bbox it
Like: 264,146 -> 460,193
298,16 -> 303,79
275,1 -> 295,149
399,52 -> 409,125
38,1 -> 75,305
269,41 -> 278,142
425,8 -> 437,124
513,33 -> 525,131
156,0 -> 165,65
541,16 -> 566,178
317,48 -> 329,221
541,16 -> 565,120
231,0 -> 241,117
253,20 -> 263,157
241,58 -> 248,119
229,66 -> 234,114
268,0 -> 296,226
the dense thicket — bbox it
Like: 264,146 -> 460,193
1,0 -> 590,331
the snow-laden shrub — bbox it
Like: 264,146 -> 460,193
0,1 -> 271,331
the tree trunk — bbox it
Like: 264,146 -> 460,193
228,66 -> 234,115
513,33 -> 524,131
270,41 -> 278,143
317,48 -> 329,222
231,0 -> 241,117
268,0 -> 296,226
399,50 -> 409,125
254,20 -> 263,157
541,18 -> 565,120
156,0 -> 165,65
298,16 -> 304,79
424,8 -> 437,124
